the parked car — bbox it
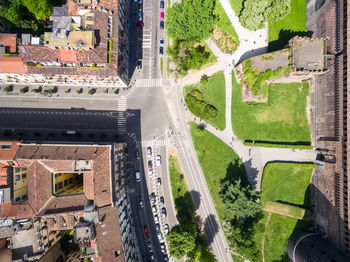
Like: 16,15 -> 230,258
154,214 -> 159,223
160,12 -> 164,19
138,10 -> 142,21
159,47 -> 163,55
161,207 -> 166,218
156,223 -> 160,233
152,205 -> 157,214
149,170 -> 153,177
156,155 -> 161,165
164,256 -> 168,262
160,243 -> 165,252
160,21 -> 164,29
136,150 -> 140,160
160,196 -> 164,204
139,200 -> 143,207
144,226 -> 149,237
157,177 -> 161,186
136,21 -> 144,27
147,146 -> 152,157
150,254 -> 155,262
160,0 -> 164,8
160,38 -> 164,44
150,193 -> 156,204
137,59 -> 142,69
164,224 -> 169,234
148,160 -> 153,171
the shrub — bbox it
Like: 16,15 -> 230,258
88,89 -> 96,95
3,86 -> 13,93
47,88 -> 57,94
20,87 -> 28,93
185,94 -> 218,120
114,89 -> 119,94
76,89 -> 83,94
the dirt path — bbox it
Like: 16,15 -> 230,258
261,212 -> 272,262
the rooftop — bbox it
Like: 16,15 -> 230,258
0,34 -> 17,54
292,38 -> 326,71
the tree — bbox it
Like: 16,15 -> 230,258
166,223 -> 197,259
21,0 -> 52,20
239,0 -> 291,30
220,179 -> 261,219
267,0 -> 291,21
166,0 -> 216,41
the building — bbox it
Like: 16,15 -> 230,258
0,142 -> 137,261
0,0 -> 129,87
286,0 -> 350,258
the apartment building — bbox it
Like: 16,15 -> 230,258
0,141 -> 139,261
0,0 -> 129,87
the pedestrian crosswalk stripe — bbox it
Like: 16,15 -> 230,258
136,139 -> 170,147
134,79 -> 175,88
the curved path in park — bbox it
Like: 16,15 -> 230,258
178,0 -> 316,190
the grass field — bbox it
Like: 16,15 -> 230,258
160,57 -> 163,78
185,71 -> 226,130
261,162 -> 313,261
264,214 -> 310,261
261,163 -> 314,208
268,0 -> 306,51
228,0 -> 243,15
213,1 -> 239,53
231,74 -> 311,144
189,122 -> 246,220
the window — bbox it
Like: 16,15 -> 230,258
64,179 -> 68,187
15,175 -> 20,181
22,173 -> 27,180
69,177 -> 73,184
15,167 -> 20,173
22,194 -> 27,201
55,184 -> 58,192
15,197 -> 20,203
58,182 -> 63,189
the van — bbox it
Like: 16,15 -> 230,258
136,172 -> 141,182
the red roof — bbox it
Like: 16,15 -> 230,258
0,34 -> 17,53
0,141 -> 19,160
0,57 -> 27,73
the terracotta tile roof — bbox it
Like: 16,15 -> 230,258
0,141 -> 19,160
39,194 -> 86,216
98,0 -> 119,12
0,34 -> 17,53
39,160 -> 74,172
0,167 -> 8,186
67,0 -> 79,16
17,145 -> 108,160
92,149 -> 112,207
94,207 -> 124,262
0,202 -> 35,219
27,161 -> 52,214
59,49 -> 77,62
0,57 -> 27,73
19,45 -> 60,63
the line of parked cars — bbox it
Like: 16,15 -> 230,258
160,0 -> 165,55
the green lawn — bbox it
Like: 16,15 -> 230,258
189,122 -> 246,221
228,0 -> 243,15
184,71 -> 226,130
231,74 -> 311,144
261,163 -> 314,208
213,1 -> 239,53
268,0 -> 306,51
261,162 -> 313,261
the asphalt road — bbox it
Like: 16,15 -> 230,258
0,96 -> 118,110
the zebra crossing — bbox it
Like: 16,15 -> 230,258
134,78 -> 175,88
136,139 -> 170,147
117,96 -> 127,132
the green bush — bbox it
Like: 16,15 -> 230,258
88,89 -> 95,95
76,89 -> 83,94
185,94 -> 218,120
3,86 -> 13,93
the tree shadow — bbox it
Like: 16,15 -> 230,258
174,191 -> 196,225
203,214 -> 219,245
220,160 -> 248,187
268,30 -> 313,52
243,158 -> 259,187
191,190 -> 201,210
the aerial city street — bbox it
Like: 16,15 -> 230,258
0,0 -> 348,262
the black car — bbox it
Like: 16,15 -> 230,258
160,21 -> 164,29
137,59 -> 142,70
160,0 -> 164,8
159,47 -> 163,55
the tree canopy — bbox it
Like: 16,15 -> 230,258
239,0 -> 291,30
220,178 -> 262,219
166,223 -> 198,259
166,0 -> 216,41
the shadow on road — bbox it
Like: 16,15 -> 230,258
191,190 -> 201,210
204,214 -> 219,245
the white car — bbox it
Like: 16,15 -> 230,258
156,155 -> 161,166
147,147 -> 152,157
149,170 -> 153,177
164,224 -> 169,234
152,205 -> 157,214
154,214 -> 159,223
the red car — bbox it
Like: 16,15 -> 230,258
144,226 -> 149,237
148,160 -> 153,171
160,12 -> 164,19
